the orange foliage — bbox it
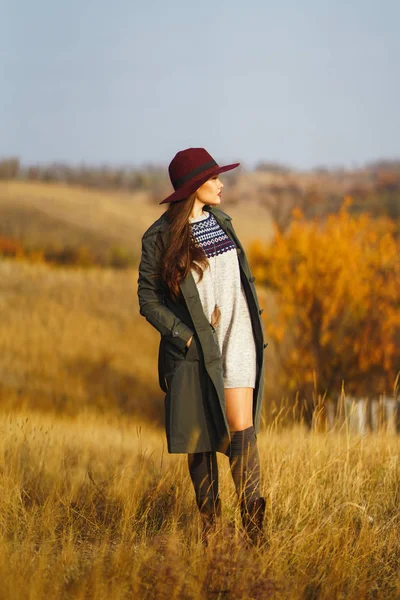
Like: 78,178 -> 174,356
0,237 -> 135,269
249,201 -> 400,399
0,237 -> 24,258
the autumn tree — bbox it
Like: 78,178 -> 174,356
257,178 -> 324,233
249,198 -> 400,413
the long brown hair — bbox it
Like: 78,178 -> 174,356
159,192 -> 209,301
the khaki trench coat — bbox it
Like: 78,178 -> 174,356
137,205 -> 267,455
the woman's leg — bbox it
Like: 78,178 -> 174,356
225,387 -> 266,545
225,387 -> 261,506
187,451 -> 221,544
187,451 -> 220,513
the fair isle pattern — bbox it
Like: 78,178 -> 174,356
189,212 -> 236,257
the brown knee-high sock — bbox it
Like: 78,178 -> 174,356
229,425 -> 261,506
187,451 -> 219,512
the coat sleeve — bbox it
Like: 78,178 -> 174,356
137,231 -> 194,352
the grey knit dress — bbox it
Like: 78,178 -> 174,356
189,211 -> 257,388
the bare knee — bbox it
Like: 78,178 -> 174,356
227,411 -> 253,431
225,387 -> 254,431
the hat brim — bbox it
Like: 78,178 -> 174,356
159,162 -> 240,205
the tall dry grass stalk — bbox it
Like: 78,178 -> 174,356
0,409 -> 398,599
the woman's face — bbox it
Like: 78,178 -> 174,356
195,175 -> 224,206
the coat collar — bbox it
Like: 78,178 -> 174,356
203,205 -> 232,221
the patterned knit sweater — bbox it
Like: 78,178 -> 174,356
189,210 -> 256,388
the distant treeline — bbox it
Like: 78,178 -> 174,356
2,156 -> 400,190
1,156 -> 400,222
0,157 -> 169,195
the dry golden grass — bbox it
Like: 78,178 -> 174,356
0,185 -> 398,598
0,181 -> 274,260
0,181 -> 158,259
0,182 -> 275,411
0,409 -> 398,599
0,258 -> 165,423
0,256 -> 272,421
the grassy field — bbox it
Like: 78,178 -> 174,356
0,181 -> 274,262
0,259 -> 162,422
0,409 -> 398,599
0,182 -> 398,598
0,257 -> 273,422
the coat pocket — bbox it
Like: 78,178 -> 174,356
164,340 -> 185,374
185,334 -> 200,361
163,334 -> 201,392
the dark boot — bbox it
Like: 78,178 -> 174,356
198,496 -> 222,547
240,496 -> 267,547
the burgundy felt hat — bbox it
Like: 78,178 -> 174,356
159,147 -> 240,204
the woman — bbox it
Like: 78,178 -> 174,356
137,147 -> 268,546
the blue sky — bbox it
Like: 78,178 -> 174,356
2,0 -> 399,170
